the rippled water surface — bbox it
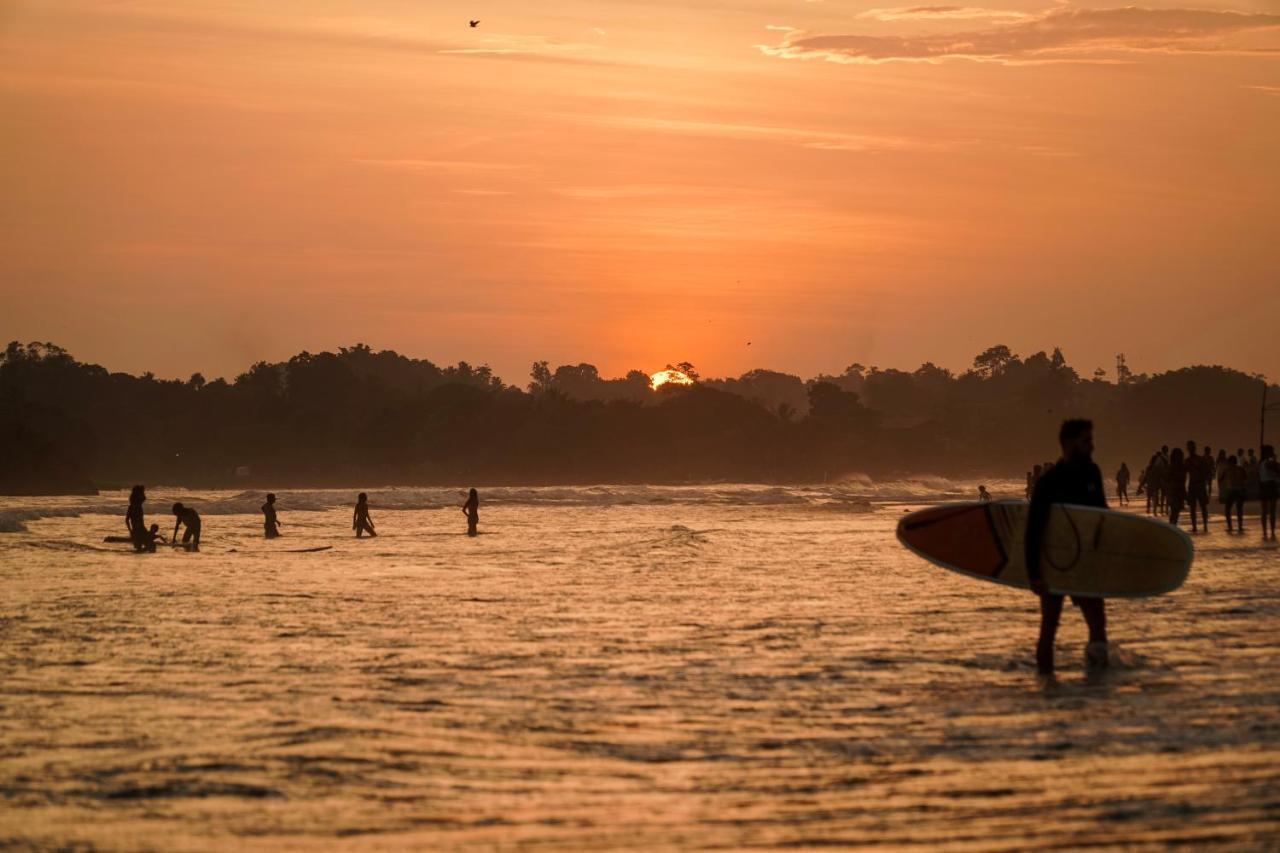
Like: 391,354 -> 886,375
2,485 -> 1278,849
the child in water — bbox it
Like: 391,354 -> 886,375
462,488 -> 479,536
353,493 -> 376,537
139,523 -> 165,552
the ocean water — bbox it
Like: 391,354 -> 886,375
1,483 -> 1278,849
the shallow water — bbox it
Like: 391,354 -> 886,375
1,485 -> 1278,849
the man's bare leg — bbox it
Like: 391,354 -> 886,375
1038,594 -> 1065,675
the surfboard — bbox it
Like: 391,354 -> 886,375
896,500 -> 1193,598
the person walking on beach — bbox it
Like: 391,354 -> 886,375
125,485 -> 147,550
353,493 -> 376,538
171,502 -> 201,551
1116,462 -> 1130,506
1260,445 -> 1279,541
1167,448 -> 1187,527
262,493 -> 281,538
462,488 -> 480,536
1026,419 -> 1109,676
1186,440 -> 1210,533
1203,446 -> 1216,502
1221,454 -> 1247,534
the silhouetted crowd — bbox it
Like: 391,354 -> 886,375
1028,442 -> 1278,539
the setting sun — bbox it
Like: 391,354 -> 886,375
650,369 -> 695,389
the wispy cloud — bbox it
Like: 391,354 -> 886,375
570,115 -> 947,152
760,6 -> 1280,65
352,159 -> 527,172
41,6 -> 621,68
856,6 -> 1030,23
1245,84 -> 1280,96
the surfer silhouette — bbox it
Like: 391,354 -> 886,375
1116,463 -> 1130,506
977,485 -> 991,503
353,493 -> 376,537
171,502 -> 201,551
1025,419 -> 1108,676
462,488 -> 479,536
262,493 -> 281,538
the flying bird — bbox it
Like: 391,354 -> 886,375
469,19 -> 480,27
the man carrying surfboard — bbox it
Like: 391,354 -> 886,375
1026,419 -> 1108,676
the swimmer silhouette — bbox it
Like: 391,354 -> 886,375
354,492 -> 377,538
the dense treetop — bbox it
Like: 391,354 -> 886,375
1,341 -> 1273,492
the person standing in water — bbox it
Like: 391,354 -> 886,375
1166,448 -> 1187,527
977,485 -> 991,503
1221,454 -> 1247,534
1260,445 -> 1279,541
1185,440 -> 1210,533
353,493 -> 376,537
171,502 -> 201,551
126,485 -> 147,550
1116,462 -> 1130,506
462,488 -> 480,536
262,493 -> 281,538
1026,419 -> 1109,676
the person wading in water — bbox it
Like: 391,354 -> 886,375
1025,419 -> 1109,676
125,485 -> 147,551
262,493 -> 281,539
353,493 -> 377,538
462,488 -> 480,537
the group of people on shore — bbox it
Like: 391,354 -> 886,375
1023,441 -> 1278,539
122,487 -> 484,551
1132,443 -> 1278,538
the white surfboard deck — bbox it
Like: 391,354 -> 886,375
896,500 -> 1193,598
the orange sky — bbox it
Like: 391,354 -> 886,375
2,0 -> 1278,384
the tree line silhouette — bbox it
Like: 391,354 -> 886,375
1,341 -> 1273,493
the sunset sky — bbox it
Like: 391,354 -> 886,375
3,0 -> 1278,384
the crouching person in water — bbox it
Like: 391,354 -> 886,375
353,492 -> 377,538
1026,419 -> 1108,675
171,502 -> 202,551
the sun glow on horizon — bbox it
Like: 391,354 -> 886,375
650,369 -> 694,389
